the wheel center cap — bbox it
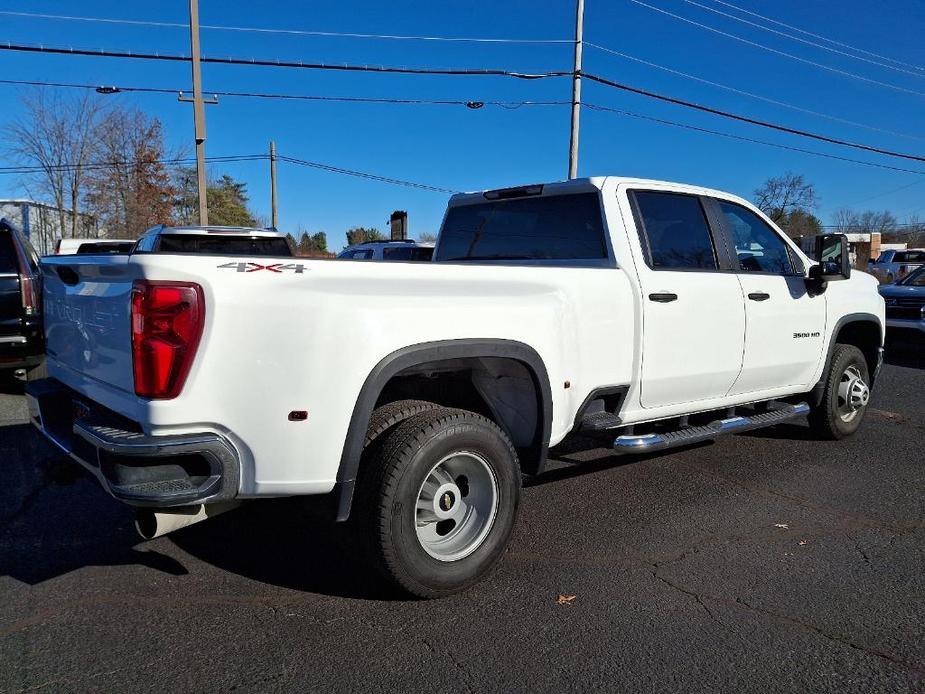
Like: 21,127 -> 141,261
440,491 -> 456,512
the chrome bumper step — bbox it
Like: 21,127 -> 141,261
613,402 -> 810,453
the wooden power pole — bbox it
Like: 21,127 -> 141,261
179,0 -> 214,226
270,141 -> 278,229
568,0 -> 585,180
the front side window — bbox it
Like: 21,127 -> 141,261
633,191 -> 717,270
434,192 -> 608,262
717,201 -> 793,274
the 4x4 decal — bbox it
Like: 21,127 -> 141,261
217,262 -> 306,274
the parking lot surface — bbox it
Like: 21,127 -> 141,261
1,335 -> 923,693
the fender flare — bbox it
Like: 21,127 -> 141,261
808,312 -> 884,406
333,338 -> 553,521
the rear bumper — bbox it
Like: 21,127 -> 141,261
25,378 -> 240,507
0,322 -> 44,370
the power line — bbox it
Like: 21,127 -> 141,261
583,41 -> 924,142
582,72 -> 925,165
2,151 -> 456,193
0,42 -> 567,79
701,0 -> 925,73
837,179 -> 925,208
277,155 -> 457,193
0,77 -> 569,109
684,0 -> 925,79
0,10 -> 572,44
583,103 -> 925,176
628,0 -> 925,99
0,155 -> 266,175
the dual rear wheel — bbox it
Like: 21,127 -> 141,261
354,403 -> 521,598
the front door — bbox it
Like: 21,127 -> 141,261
712,200 -> 827,395
629,190 -> 746,409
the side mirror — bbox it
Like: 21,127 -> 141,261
809,233 -> 850,281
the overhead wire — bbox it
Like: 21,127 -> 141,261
583,41 -> 924,142
683,0 -> 925,79
0,10 -> 572,44
699,0 -> 925,73
627,0 -> 925,99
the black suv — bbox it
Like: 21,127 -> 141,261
0,219 -> 44,379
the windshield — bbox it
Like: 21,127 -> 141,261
899,265 -> 925,286
434,192 -> 608,262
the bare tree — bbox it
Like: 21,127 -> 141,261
753,172 -> 818,224
3,90 -> 106,238
831,209 -> 898,237
86,107 -> 177,237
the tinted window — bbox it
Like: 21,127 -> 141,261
76,242 -> 134,255
634,191 -> 717,270
894,251 -> 925,263
435,192 -> 607,262
899,266 -> 925,286
0,232 -> 17,273
717,201 -> 793,274
383,246 -> 433,261
155,235 -> 292,256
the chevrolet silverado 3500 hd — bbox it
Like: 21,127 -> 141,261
27,178 -> 885,597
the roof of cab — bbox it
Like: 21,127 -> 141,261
139,224 -> 285,238
449,176 -> 753,210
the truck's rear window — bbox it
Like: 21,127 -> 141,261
435,193 -> 607,262
155,235 -> 293,256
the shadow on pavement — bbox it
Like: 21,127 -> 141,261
0,422 -> 399,599
884,333 -> 924,370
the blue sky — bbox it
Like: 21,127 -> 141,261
1,0 -> 924,250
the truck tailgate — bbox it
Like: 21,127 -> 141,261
41,257 -> 138,393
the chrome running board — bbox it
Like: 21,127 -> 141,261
613,402 -> 810,453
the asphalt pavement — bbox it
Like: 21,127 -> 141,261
1,334 -> 923,693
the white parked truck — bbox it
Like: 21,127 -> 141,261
28,177 -> 885,597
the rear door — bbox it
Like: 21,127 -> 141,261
712,200 -> 826,395
628,190 -> 746,408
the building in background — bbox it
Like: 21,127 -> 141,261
0,199 -> 100,255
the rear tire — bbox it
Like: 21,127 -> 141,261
354,408 -> 521,598
808,344 -> 871,440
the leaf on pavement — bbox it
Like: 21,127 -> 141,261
556,594 -> 577,606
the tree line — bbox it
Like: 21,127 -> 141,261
753,171 -> 925,247
3,90 -> 261,240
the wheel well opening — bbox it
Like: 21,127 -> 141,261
835,320 -> 881,377
375,356 -> 545,474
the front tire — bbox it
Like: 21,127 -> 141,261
808,344 -> 871,440
355,408 -> 521,598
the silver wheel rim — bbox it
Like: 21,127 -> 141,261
414,451 -> 499,562
836,364 -> 870,423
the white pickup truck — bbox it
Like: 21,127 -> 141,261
28,177 -> 884,597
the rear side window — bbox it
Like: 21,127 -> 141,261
0,232 -> 16,273
633,191 -> 717,270
76,242 -> 134,255
894,251 -> 925,263
435,192 -> 608,262
716,201 -> 793,274
155,235 -> 292,256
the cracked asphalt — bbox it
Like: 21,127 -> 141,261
1,333 -> 923,693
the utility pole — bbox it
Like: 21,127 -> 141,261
270,141 -> 278,229
568,0 -> 584,180
180,0 -> 210,226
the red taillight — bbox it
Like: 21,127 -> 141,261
131,281 -> 205,399
11,237 -> 38,315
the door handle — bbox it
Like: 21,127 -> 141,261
648,292 -> 678,303
748,292 -> 771,301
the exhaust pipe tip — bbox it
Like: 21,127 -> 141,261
135,502 -> 239,540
